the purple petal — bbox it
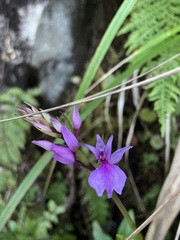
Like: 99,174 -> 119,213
109,146 -> 133,164
84,143 -> 100,159
53,154 -> 74,164
104,135 -> 113,160
72,105 -> 82,130
61,125 -> 79,151
88,163 -> 127,198
51,118 -> 62,133
96,135 -> 105,151
51,145 -> 75,164
51,144 -> 75,164
32,140 -> 52,151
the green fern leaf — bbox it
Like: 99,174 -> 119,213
0,87 -> 40,170
119,0 -> 180,135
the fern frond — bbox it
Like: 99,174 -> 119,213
146,78 -> 179,134
0,87 -> 40,170
143,184 -> 160,207
119,0 -> 180,135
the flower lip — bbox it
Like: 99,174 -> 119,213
88,163 -> 127,198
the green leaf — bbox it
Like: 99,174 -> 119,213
116,210 -> 140,240
139,108 -> 157,123
117,0 -> 180,136
92,221 -> 112,240
150,135 -> 164,150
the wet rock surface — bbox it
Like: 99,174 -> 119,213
0,0 -> 120,106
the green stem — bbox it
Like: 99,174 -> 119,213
112,192 -> 136,231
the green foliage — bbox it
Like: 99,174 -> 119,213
139,107 -> 157,124
143,184 -> 161,208
116,210 -> 140,240
119,0 -> 180,135
0,149 -> 52,232
143,153 -> 159,165
46,171 -> 68,204
1,206 -> 50,239
0,169 -> 16,193
150,134 -> 164,150
79,170 -> 110,225
92,221 -> 112,240
146,78 -> 179,135
0,87 -> 40,170
0,199 -> 65,240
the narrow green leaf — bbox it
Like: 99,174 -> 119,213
0,152 -> 52,232
75,0 -> 138,100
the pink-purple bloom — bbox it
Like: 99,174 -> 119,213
32,140 -> 76,164
84,135 -> 132,198
32,106 -> 81,165
32,126 -> 79,165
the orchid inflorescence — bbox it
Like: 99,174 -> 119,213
19,105 -> 132,198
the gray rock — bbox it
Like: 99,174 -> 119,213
0,0 -> 88,106
31,0 -> 83,105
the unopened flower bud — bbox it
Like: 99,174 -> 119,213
17,105 -> 62,137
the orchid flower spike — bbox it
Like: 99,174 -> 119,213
31,105 -> 82,166
85,135 -> 133,198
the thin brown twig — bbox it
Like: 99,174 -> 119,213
86,53 -> 135,94
85,52 -> 180,99
42,159 -> 57,198
0,66 -> 180,123
126,189 -> 180,240
125,91 -> 148,213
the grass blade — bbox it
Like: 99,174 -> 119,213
75,0 -> 138,100
0,152 -> 52,232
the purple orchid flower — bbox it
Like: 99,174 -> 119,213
84,135 -> 133,198
32,140 -> 76,164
